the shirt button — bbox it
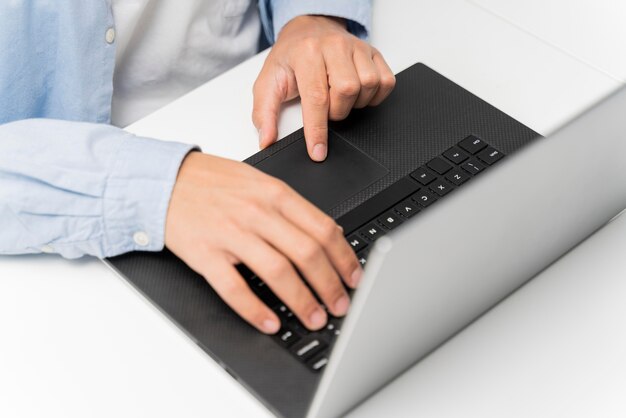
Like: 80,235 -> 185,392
105,27 -> 116,44
133,231 -> 150,247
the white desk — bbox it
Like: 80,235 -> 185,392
2,1 -> 625,417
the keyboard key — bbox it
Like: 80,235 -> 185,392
393,198 -> 420,218
443,146 -> 470,164
426,157 -> 453,175
459,135 -> 488,154
276,326 -> 300,347
253,283 -> 281,309
477,146 -> 504,165
287,317 -> 310,336
249,275 -> 263,288
275,304 -> 294,321
377,211 -> 403,230
445,168 -> 471,186
410,167 -> 437,185
356,249 -> 369,267
358,223 -> 385,241
411,189 -> 437,207
290,336 -> 328,361
323,319 -> 342,338
346,234 -> 367,252
307,353 -> 330,372
461,158 -> 486,175
429,179 -> 454,196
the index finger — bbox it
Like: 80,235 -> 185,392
294,53 -> 330,162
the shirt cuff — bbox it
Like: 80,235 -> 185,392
269,0 -> 372,42
102,136 -> 197,257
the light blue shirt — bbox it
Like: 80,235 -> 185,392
0,0 -> 371,259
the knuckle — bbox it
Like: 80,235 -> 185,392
381,73 -> 397,89
297,240 -> 322,264
266,256 -> 291,278
302,37 -> 322,54
360,71 -> 381,89
307,124 -> 328,139
334,79 -> 361,98
357,39 -> 372,51
328,107 -> 350,122
252,78 -> 261,95
306,87 -> 330,108
221,278 -> 246,299
327,33 -> 350,48
244,200 -> 265,220
318,216 -> 340,244
267,179 -> 290,200
244,165 -> 264,182
345,254 -> 360,273
251,107 -> 262,124
252,73 -> 268,97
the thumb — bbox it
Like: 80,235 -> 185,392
252,68 -> 288,149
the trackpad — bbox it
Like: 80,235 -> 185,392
254,132 -> 388,211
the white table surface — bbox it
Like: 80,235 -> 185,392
2,1 -> 625,417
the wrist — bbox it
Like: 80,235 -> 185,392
288,14 -> 347,30
278,15 -> 348,41
102,137 -> 197,257
269,0 -> 372,42
164,151 -> 214,249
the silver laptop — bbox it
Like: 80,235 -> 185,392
107,66 -> 626,417
308,84 -> 626,417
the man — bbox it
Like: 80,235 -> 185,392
0,1 -> 395,335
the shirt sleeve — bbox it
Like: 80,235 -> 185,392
258,0 -> 372,43
0,118 -> 196,259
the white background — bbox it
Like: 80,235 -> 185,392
1,1 -> 625,417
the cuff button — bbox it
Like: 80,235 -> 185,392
105,27 -> 116,44
133,231 -> 150,247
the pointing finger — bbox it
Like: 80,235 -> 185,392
294,50 -> 330,162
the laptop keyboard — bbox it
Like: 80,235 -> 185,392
245,135 -> 505,372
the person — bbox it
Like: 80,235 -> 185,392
0,1 -> 395,335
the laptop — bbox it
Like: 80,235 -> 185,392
105,63 -> 626,417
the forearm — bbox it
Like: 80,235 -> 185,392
0,119 -> 195,259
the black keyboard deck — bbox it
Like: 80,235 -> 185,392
245,135 -> 505,372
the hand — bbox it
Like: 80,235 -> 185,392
252,15 -> 396,162
164,152 -> 363,334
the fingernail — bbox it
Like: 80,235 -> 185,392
309,308 -> 327,329
312,143 -> 327,161
262,318 -> 280,334
334,295 -> 350,316
351,267 -> 363,288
